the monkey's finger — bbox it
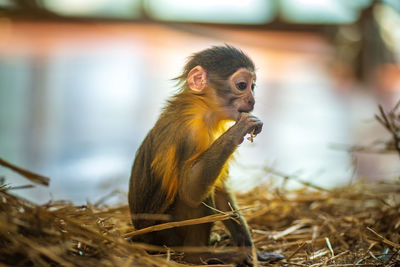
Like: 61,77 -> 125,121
237,112 -> 251,123
252,122 -> 263,135
246,115 -> 263,133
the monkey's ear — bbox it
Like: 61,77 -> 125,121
187,66 -> 207,92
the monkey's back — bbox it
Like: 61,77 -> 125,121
128,94 -> 196,230
128,91 -> 232,232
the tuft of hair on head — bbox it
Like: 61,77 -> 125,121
173,44 -> 255,90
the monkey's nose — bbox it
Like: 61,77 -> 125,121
248,98 -> 255,110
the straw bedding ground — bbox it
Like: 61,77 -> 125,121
1,101 -> 399,266
0,165 -> 399,266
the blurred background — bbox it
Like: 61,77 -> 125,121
0,0 -> 399,204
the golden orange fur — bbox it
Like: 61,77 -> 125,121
151,91 -> 235,202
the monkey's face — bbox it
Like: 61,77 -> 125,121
217,68 -> 256,121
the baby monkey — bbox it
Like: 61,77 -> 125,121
128,45 -> 284,265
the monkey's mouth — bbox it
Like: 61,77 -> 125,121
225,107 -> 253,121
238,107 -> 253,113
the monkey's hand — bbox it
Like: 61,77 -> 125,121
234,113 -> 263,144
240,250 -> 284,266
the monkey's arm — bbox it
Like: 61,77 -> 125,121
179,113 -> 262,207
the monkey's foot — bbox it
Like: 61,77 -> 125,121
257,251 -> 284,263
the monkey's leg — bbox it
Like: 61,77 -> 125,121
170,201 -> 249,265
214,187 -> 284,263
214,187 -> 253,246
181,223 -> 249,265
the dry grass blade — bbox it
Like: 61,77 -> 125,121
123,212 -> 235,238
325,237 -> 334,257
286,242 -> 307,261
251,245 -> 258,267
375,103 -> 400,157
0,157 -> 50,186
272,223 -> 306,240
326,250 -> 350,264
335,100 -> 400,157
263,166 -> 330,192
17,235 -> 74,267
366,227 -> 400,249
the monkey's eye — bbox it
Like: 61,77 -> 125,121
236,82 -> 247,91
251,83 -> 256,91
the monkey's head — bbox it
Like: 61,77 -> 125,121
176,45 -> 256,121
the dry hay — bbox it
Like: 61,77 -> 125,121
0,157 -> 399,267
237,179 -> 400,266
